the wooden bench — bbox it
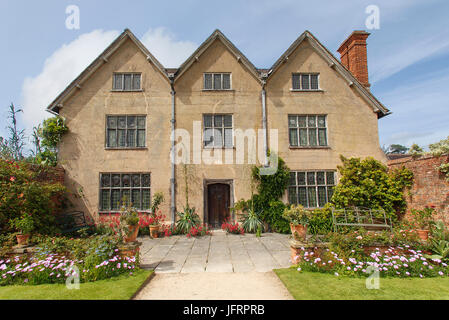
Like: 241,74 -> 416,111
331,207 -> 392,232
55,211 -> 87,234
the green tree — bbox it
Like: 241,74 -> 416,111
34,116 -> 68,166
386,144 -> 409,154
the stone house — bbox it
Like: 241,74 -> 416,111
46,28 -> 389,226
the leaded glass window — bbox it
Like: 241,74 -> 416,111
106,115 -> 146,148
203,114 -> 233,148
113,73 -> 142,91
204,73 -> 232,90
289,115 -> 327,147
288,171 -> 336,208
292,73 -> 320,90
100,173 -> 151,211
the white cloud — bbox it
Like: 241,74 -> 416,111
140,27 -> 197,68
21,29 -> 120,130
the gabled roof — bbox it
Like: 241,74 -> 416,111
267,31 -> 390,118
47,29 -> 170,113
173,29 -> 262,84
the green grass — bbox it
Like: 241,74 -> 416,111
0,269 -> 152,300
274,267 -> 449,300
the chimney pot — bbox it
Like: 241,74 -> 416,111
337,30 -> 371,88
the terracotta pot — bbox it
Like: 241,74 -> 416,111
123,225 -> 139,243
149,225 -> 160,238
16,234 -> 30,246
290,223 -> 307,240
416,229 -> 429,241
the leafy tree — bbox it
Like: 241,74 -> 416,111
34,116 -> 68,166
429,136 -> 449,156
331,156 -> 413,219
386,144 -> 409,154
409,143 -> 424,158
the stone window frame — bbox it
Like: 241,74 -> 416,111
203,73 -> 232,90
291,73 -> 320,91
288,114 -> 328,148
288,170 -> 336,208
112,73 -> 142,91
203,114 -> 234,149
99,172 -> 151,212
105,115 -> 147,149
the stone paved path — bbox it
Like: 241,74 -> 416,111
138,231 -> 292,273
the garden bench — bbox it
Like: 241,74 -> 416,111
55,211 -> 87,234
331,207 -> 392,232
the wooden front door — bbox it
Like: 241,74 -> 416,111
207,183 -> 230,227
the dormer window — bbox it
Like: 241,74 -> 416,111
292,73 -> 319,91
113,73 -> 141,91
204,73 -> 231,90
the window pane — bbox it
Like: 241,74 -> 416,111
204,74 -> 212,89
101,190 -> 110,211
292,74 -> 301,90
112,174 -> 121,187
142,190 -> 151,210
317,116 -> 326,128
299,129 -> 308,146
204,128 -> 214,147
127,116 -> 136,129
118,130 -> 126,147
289,172 -> 296,185
132,74 -> 141,90
113,74 -> 123,90
131,174 -> 141,187
318,186 -> 327,207
288,116 -> 297,128
132,189 -> 141,209
308,116 -> 317,127
137,117 -> 146,129
326,172 -> 335,185
224,115 -> 232,127
289,129 -> 298,146
297,172 -> 306,185
122,190 -> 130,207
308,187 -> 317,207
213,74 -> 222,90
298,187 -> 308,207
214,115 -> 223,127
327,187 -> 334,202
142,174 -> 151,187
107,130 -> 117,147
317,172 -> 325,185
224,128 -> 233,147
301,74 -> 310,90
310,74 -> 319,90
288,187 -> 297,204
111,190 -> 120,210
127,129 -> 136,147
214,128 -> 223,147
298,116 -> 307,128
101,174 -> 111,187
308,129 -> 317,146
137,130 -> 145,147
222,74 -> 231,89
307,172 -> 315,185
204,115 -> 212,127
122,174 -> 130,187
107,116 -> 117,129
118,116 -> 126,129
124,74 -> 132,90
318,129 -> 327,146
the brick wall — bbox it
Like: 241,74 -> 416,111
388,154 -> 449,223
30,165 -> 65,184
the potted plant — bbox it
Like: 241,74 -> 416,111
148,192 -> 165,238
10,213 -> 34,245
119,202 -> 140,243
282,204 -> 310,241
409,206 -> 436,241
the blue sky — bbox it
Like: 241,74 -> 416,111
1,0 -> 448,152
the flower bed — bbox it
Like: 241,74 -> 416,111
221,219 -> 244,234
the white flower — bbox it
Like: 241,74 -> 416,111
334,272 -> 339,276
297,267 -> 301,272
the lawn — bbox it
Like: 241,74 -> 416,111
275,267 -> 449,300
0,269 -> 152,300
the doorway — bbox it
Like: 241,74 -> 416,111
206,182 -> 231,228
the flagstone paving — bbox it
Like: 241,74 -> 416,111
138,231 -> 292,273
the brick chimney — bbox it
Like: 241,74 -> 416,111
337,31 -> 370,88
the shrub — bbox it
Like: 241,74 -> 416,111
241,208 -> 264,233
331,156 -> 413,219
307,204 -> 334,235
221,219 -> 244,234
176,206 -> 201,234
282,204 -> 310,226
186,224 -> 211,238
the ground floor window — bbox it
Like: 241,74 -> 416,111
288,170 -> 336,208
99,173 -> 151,211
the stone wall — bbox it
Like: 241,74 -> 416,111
388,154 -> 449,223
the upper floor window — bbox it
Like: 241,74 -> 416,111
204,73 -> 231,90
289,115 -> 327,147
288,171 -> 336,208
113,73 -> 141,91
203,114 -> 233,148
292,73 -> 319,91
106,115 -> 146,148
